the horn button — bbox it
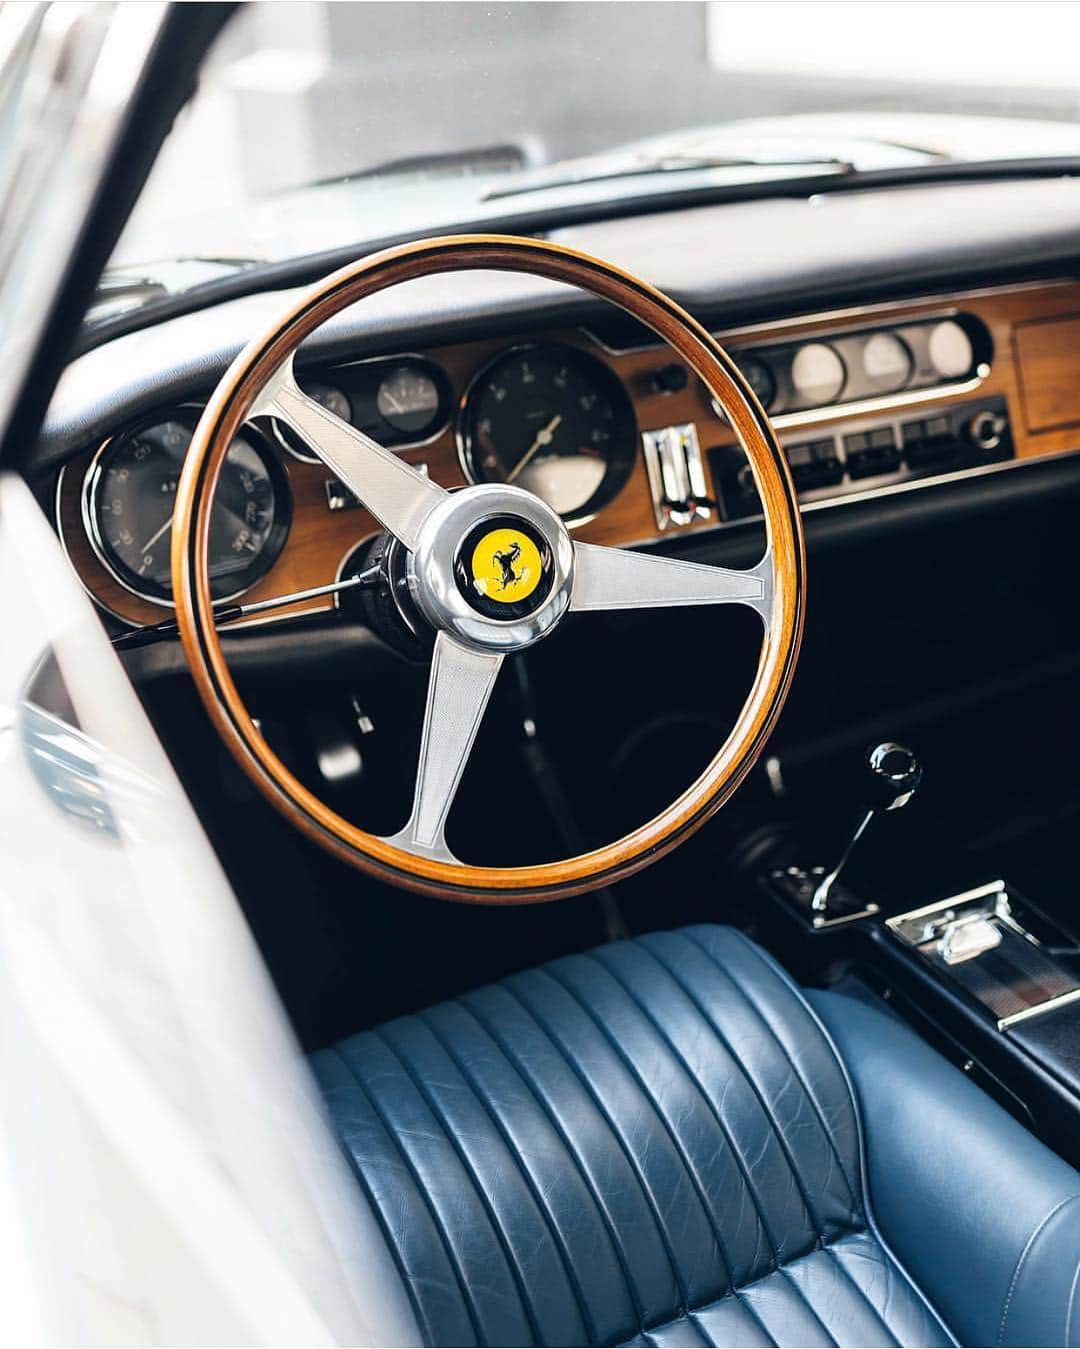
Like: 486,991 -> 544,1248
404,484 -> 575,653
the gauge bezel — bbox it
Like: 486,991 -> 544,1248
82,406 -> 292,608
375,361 -> 445,438
789,340 -> 848,409
456,341 -> 638,527
273,352 -> 453,463
735,353 -> 777,412
860,329 -> 914,394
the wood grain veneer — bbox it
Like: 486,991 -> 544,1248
57,276 -> 1080,630
1013,312 -> 1080,434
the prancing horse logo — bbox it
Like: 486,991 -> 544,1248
466,525 -> 544,607
492,541 -> 522,590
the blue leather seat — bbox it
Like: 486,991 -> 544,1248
311,925 -> 1080,1347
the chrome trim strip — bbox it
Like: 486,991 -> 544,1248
769,367 -> 989,432
885,879 -> 1007,931
55,460 -> 137,628
999,986 -> 1080,1030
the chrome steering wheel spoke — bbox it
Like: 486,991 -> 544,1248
569,541 -> 773,628
250,356 -> 446,550
382,631 -> 504,863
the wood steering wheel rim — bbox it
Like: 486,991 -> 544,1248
173,235 -> 805,903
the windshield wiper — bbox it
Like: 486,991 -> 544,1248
483,149 -> 856,201
87,255 -> 261,325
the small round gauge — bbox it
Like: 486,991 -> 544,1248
85,413 -> 290,605
861,331 -> 913,393
458,344 -> 637,522
376,364 -> 442,437
790,342 -> 846,407
735,354 -> 777,410
276,382 -> 352,463
928,319 -> 974,380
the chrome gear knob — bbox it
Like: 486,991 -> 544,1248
865,742 -> 923,813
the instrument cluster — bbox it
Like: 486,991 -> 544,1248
74,342 -> 645,611
66,307 -> 1003,622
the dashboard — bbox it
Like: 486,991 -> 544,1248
52,274 -> 1080,631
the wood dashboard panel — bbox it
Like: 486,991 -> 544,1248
1013,312 -> 1080,434
57,277 -> 1080,628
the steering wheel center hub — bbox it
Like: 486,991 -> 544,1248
406,483 -> 574,653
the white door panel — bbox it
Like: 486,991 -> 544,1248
0,473 -> 417,1345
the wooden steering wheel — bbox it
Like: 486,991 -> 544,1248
172,236 -> 805,903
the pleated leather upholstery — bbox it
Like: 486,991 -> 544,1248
311,926 -> 951,1347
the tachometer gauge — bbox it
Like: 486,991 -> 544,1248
458,343 -> 637,522
84,412 -> 290,605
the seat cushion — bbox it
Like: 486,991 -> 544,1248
312,925 -> 961,1346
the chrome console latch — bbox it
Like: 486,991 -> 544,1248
642,423 -> 712,529
938,911 -> 1003,965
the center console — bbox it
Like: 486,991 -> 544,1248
752,745 -> 1080,1168
886,879 -> 1080,1030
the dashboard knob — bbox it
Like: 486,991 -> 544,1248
966,409 -> 1006,453
650,362 -> 688,395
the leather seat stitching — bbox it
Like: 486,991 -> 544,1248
685,932 -> 862,1213
485,977 -> 741,1341
455,991 -> 653,1344
582,950 -> 792,1262
530,965 -> 780,1347
657,944 -> 900,1343
315,1051 -> 429,1345
578,954 -> 841,1348
327,1041 -> 486,1346
819,1243 -> 901,1349
637,939 -> 900,1348
417,1005 -> 610,1346
684,1309 -> 712,1346
538,965 -> 756,1279
372,1024 -> 545,1347
639,937 -> 834,1242
726,933 -> 958,1347
639,1238 -> 869,1347
997,1192 -> 1080,1346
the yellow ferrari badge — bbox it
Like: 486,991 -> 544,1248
469,527 -> 543,603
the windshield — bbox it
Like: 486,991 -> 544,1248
111,1 -> 1080,279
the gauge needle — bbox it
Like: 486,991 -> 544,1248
506,413 -> 562,483
138,513 -> 174,555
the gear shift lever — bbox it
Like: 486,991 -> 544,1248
770,742 -> 922,928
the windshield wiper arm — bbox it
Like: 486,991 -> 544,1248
483,151 -> 856,201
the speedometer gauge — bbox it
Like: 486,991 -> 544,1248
458,343 -> 637,523
84,412 -> 291,605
